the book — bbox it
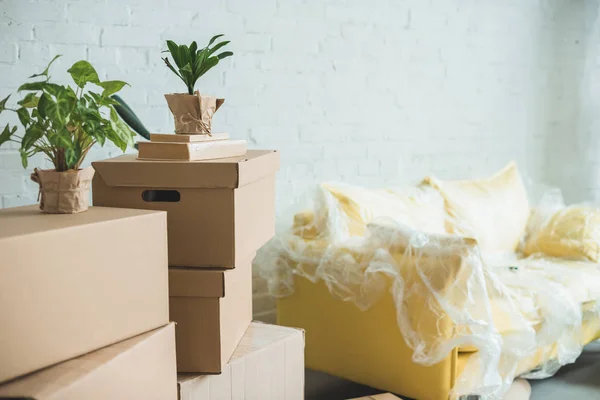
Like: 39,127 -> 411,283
149,133 -> 229,143
137,140 -> 247,161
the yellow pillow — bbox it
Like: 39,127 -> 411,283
423,162 -> 530,253
523,205 -> 600,262
320,183 -> 447,236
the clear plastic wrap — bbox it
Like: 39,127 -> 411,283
256,168 -> 600,399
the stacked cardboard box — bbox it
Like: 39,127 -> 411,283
177,322 -> 305,400
0,206 -> 177,399
92,150 -> 281,376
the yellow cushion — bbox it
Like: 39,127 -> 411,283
523,205 -> 600,262
320,183 -> 447,236
423,162 -> 530,253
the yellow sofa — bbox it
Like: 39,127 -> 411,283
257,163 -> 600,399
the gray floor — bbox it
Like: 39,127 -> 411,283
305,342 -> 600,400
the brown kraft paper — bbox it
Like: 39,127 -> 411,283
164,91 -> 224,135
30,166 -> 95,214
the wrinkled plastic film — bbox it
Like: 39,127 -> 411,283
256,180 -> 600,399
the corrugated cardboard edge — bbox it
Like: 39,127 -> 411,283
92,150 -> 278,189
237,150 -> 280,187
177,322 -> 305,399
0,323 -> 176,399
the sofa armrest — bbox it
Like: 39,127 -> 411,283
361,223 -> 487,360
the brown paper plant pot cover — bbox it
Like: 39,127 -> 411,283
30,166 -> 95,214
165,91 -> 224,135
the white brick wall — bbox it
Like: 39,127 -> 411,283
1,0 -> 599,319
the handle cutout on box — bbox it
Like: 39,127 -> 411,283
142,190 -> 181,202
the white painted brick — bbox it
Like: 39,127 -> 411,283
0,43 -> 17,63
101,26 -> 161,48
324,142 -> 367,159
34,24 -> 100,45
2,193 -> 37,208
48,44 -> 87,63
0,171 -> 25,194
226,0 -> 276,16
116,47 -> 148,68
0,19 -> 35,42
87,46 -> 118,68
18,42 -> 50,65
232,33 -> 271,53
7,0 -> 66,23
66,2 -> 129,26
358,159 -> 380,176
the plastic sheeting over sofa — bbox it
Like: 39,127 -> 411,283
256,162 -> 600,399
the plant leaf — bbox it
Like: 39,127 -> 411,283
18,81 -> 46,92
22,124 -> 44,150
97,80 -> 129,97
217,51 -> 233,60
19,148 -> 28,168
67,60 -> 100,88
109,106 -> 135,151
208,34 -> 224,47
208,40 -> 230,56
0,124 -> 15,146
111,95 -> 151,140
29,54 -> 61,78
17,108 -> 31,126
17,93 -> 39,108
47,126 -> 73,150
198,56 -> 219,78
166,40 -> 182,67
43,82 -> 66,97
162,57 -> 184,80
38,90 -> 73,124
180,44 -> 191,67
189,41 -> 198,55
0,94 -> 10,113
65,145 -> 80,169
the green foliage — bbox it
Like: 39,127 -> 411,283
162,34 -> 233,95
111,94 -> 150,141
0,55 -> 135,172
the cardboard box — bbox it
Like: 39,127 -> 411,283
169,256 -> 253,373
177,322 -> 305,400
0,323 -> 177,400
0,206 -> 169,384
92,150 -> 279,267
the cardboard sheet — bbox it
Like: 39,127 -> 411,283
177,322 -> 305,400
92,150 -> 279,267
0,205 -> 169,383
0,323 -> 177,400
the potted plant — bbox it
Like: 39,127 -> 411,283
162,35 -> 233,135
0,55 -> 135,214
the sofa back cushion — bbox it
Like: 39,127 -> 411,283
423,162 -> 530,253
523,205 -> 600,262
319,183 -> 448,237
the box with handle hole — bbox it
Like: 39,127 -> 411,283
92,150 -> 279,268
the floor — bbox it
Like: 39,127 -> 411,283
305,342 -> 600,400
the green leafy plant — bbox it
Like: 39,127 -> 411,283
0,55 -> 135,172
162,34 -> 233,95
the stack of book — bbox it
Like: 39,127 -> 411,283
137,133 -> 247,161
